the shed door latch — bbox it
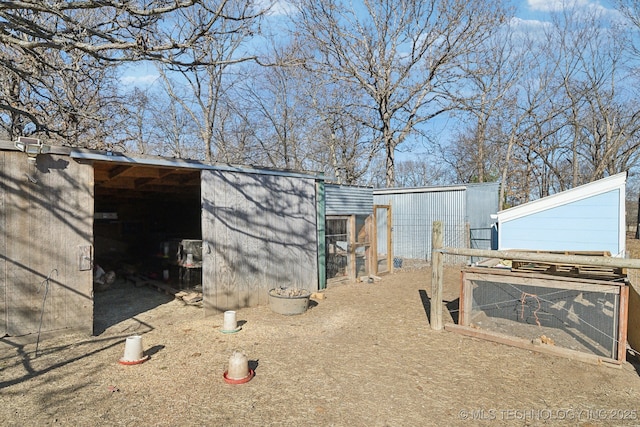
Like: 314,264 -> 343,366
78,245 -> 93,271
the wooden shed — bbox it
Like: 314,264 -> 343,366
496,172 -> 627,256
0,141 -> 324,338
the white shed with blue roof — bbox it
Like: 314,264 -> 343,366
496,172 -> 627,256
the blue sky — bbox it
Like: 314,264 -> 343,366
409,0 -> 623,154
120,0 -> 621,86
119,0 -> 626,165
514,0 -> 618,23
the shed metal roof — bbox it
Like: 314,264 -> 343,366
497,172 -> 627,223
1,141 -> 325,181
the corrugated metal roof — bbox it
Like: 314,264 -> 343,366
325,184 -> 373,215
0,141 -> 326,180
373,185 -> 466,195
70,149 -> 325,180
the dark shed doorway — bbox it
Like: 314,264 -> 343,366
92,161 -> 202,334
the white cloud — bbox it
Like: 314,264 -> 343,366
268,0 -> 295,16
509,16 -> 554,39
527,0 -> 608,13
524,0 -> 624,25
255,0 -> 295,16
120,73 -> 159,86
510,16 -> 551,30
529,0 -> 584,12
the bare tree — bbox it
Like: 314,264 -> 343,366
444,23 -> 524,184
0,42 -> 122,144
616,0 -> 640,58
475,3 -> 640,208
0,1 -> 264,68
394,155 -> 453,187
233,38 -> 379,182
491,34 -> 561,208
235,51 -> 311,170
156,0 -> 264,162
293,0 -> 507,187
541,4 -> 639,189
0,0 -> 266,143
572,28 -> 640,180
517,5 -> 640,197
117,87 -> 161,154
152,99 -> 202,159
307,77 -> 381,184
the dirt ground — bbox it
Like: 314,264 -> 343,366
2,265 -> 640,427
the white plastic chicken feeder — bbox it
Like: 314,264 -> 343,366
118,335 -> 149,365
223,351 -> 254,384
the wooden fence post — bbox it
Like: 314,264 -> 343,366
431,221 -> 444,331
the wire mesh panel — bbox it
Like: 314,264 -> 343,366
326,217 -> 349,281
460,268 -> 627,363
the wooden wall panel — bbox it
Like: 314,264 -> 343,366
0,151 -> 6,336
202,170 -> 318,315
628,280 -> 640,353
3,152 -> 93,336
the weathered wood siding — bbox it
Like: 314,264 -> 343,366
0,151 -> 5,335
1,152 -> 93,336
201,170 -> 318,314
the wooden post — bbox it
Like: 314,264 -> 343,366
348,215 -> 356,282
431,221 -> 444,331
465,222 -> 471,249
372,208 -> 379,275
387,202 -> 393,274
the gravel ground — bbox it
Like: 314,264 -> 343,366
1,266 -> 640,426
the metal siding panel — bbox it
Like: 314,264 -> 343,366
374,189 -> 466,261
465,183 -> 500,229
465,183 -> 500,251
325,185 -> 373,215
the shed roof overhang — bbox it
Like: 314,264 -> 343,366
496,172 -> 627,223
1,141 -> 325,199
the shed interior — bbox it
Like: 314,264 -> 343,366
92,161 -> 202,288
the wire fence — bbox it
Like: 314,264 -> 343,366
378,219 -> 490,268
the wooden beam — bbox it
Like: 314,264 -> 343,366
460,270 -> 472,326
349,215 -> 356,282
440,247 -> 640,270
372,207 -> 379,275
444,323 -> 622,367
618,285 -> 629,363
431,221 -> 443,331
387,203 -> 393,274
463,268 -> 624,292
108,165 -> 132,179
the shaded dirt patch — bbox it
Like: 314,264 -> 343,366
1,266 -> 639,426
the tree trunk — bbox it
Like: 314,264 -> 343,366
385,142 -> 395,188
